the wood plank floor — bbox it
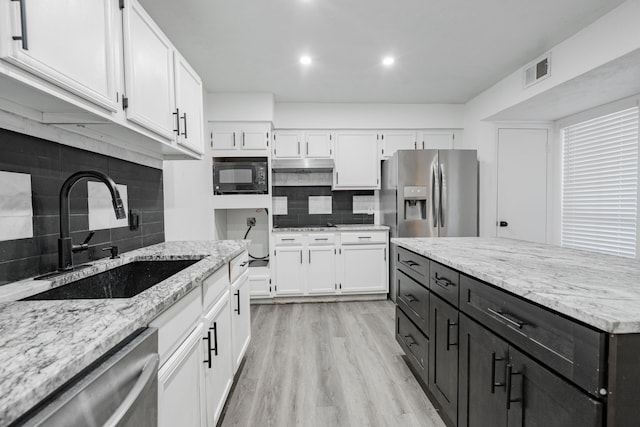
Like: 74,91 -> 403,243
220,300 -> 446,427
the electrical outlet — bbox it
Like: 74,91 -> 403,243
247,217 -> 256,226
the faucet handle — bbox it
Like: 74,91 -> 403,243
102,245 -> 119,259
81,230 -> 95,245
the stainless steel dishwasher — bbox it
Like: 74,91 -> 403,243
19,328 -> 159,427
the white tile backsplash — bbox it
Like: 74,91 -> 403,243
273,196 -> 288,215
308,196 -> 332,214
88,182 -> 128,230
353,195 -> 375,215
0,171 -> 33,241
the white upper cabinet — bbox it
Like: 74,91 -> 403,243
210,122 -> 270,156
174,51 -> 204,154
273,131 -> 302,158
333,131 -> 380,190
420,131 -> 454,149
0,0 -> 120,112
379,131 -> 418,159
305,131 -> 332,158
122,0 -> 175,140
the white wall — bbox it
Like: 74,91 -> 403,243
463,0 -> 640,238
206,92 -> 275,122
274,103 -> 464,129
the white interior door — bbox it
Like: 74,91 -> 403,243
496,128 -> 548,243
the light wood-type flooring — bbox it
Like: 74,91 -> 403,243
220,300 -> 446,427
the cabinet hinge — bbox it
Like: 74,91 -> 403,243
275,285 -> 277,291
122,96 -> 129,110
274,148 -> 276,155
270,286 -> 272,293
382,148 -> 384,155
119,0 -> 125,10
330,135 -> 332,141
339,284 -> 342,289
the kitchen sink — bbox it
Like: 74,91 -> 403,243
22,260 -> 199,300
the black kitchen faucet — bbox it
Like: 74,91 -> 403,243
57,171 -> 126,271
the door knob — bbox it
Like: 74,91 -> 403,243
498,221 -> 508,227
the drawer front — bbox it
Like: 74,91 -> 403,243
273,234 -> 304,245
396,246 -> 429,285
340,231 -> 387,245
396,269 -> 430,333
229,251 -> 249,283
150,286 -> 202,366
307,233 -> 336,245
430,261 -> 459,307
203,265 -> 230,312
460,275 -> 606,395
397,307 -> 429,384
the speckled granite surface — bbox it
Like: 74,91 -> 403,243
0,240 -> 247,427
392,237 -> 640,334
273,224 -> 389,232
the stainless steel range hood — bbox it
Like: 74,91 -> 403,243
271,158 -> 335,172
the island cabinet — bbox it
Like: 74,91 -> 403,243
393,245 -> 622,427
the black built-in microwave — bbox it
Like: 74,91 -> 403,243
212,158 -> 268,194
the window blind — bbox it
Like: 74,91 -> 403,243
561,106 -> 638,258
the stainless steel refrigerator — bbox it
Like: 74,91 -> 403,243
382,149 -> 478,301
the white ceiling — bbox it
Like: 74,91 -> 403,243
139,0 -> 625,104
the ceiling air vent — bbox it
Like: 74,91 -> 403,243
523,53 -> 551,88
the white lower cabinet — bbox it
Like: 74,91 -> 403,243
307,245 -> 337,294
271,231 -> 388,297
203,291 -> 233,426
231,272 -> 252,372
274,246 -> 305,295
152,250 -> 251,427
157,323 -> 205,427
340,245 -> 388,293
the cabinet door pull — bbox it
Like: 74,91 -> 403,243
234,290 -> 240,315
487,308 -> 527,329
298,141 -> 300,155
306,141 -> 309,156
242,132 -> 245,146
308,250 -> 311,264
506,364 -> 523,410
11,0 -> 28,50
384,247 -> 386,261
446,319 -> 458,351
181,112 -> 188,139
300,251 -> 303,264
210,322 -> 218,356
233,132 -> 236,147
172,108 -> 180,135
491,352 -> 506,393
403,334 -> 417,347
202,331 -> 212,368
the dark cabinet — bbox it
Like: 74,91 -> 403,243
459,314 -> 603,427
429,293 -> 459,426
459,314 -> 508,427
507,346 -> 603,427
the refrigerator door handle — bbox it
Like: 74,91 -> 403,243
432,164 -> 438,227
439,164 -> 445,227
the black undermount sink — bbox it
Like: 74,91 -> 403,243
22,260 -> 199,300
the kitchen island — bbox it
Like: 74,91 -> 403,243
0,240 -> 248,426
392,237 -> 640,427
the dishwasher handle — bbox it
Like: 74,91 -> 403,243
104,353 -> 160,427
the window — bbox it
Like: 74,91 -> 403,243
561,106 -> 639,258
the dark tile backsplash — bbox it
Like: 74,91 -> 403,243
0,128 -> 164,285
272,186 -> 374,228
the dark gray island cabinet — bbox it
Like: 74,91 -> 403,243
392,238 -> 640,427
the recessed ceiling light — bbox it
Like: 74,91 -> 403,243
382,57 -> 395,66
300,55 -> 312,65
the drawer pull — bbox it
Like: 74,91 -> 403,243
491,352 -> 506,393
506,364 -> 523,410
403,334 -> 417,347
433,273 -> 455,289
358,236 -> 372,239
405,293 -> 417,303
239,261 -> 249,267
487,308 -> 527,329
402,259 -> 419,267
281,238 -> 295,241
446,320 -> 458,351
314,238 -> 329,241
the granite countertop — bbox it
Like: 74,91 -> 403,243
0,240 -> 248,427
272,224 -> 390,233
392,237 -> 640,334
